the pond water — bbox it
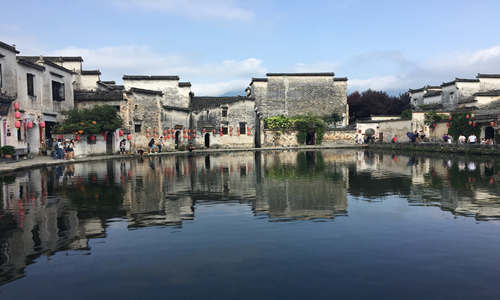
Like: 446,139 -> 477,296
1,150 -> 500,299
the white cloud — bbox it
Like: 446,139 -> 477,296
52,45 -> 266,95
294,61 -> 339,73
113,0 -> 254,21
331,45 -> 500,93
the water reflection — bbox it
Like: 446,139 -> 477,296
1,150 -> 500,286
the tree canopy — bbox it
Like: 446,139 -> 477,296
348,90 -> 410,123
55,105 -> 123,134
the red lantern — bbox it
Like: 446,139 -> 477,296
237,128 -> 240,136
40,121 -> 46,128
446,122 -> 450,127
90,135 -> 96,141
188,129 -> 191,134
220,128 -> 223,136
14,111 -> 21,119
13,102 -> 19,110
449,116 -> 452,121
76,135 -> 81,141
119,130 -> 124,136
163,135 -> 167,140
491,121 -> 495,127
473,121 -> 477,127
163,129 -> 167,136
247,127 -> 251,135
468,121 -> 473,126
14,120 -> 21,128
58,134 -> 63,139
127,134 -> 132,140
27,121 -> 33,129
498,130 -> 500,135
213,129 -> 216,134
466,114 -> 470,119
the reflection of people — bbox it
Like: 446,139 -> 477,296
468,161 -> 476,171
188,143 -> 194,152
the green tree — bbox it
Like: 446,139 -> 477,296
448,113 -> 480,140
55,105 -> 123,134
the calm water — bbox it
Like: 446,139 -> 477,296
1,150 -> 500,299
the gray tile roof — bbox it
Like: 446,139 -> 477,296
0,41 -> 19,53
123,75 -> 180,81
129,87 -> 163,96
266,72 -> 335,77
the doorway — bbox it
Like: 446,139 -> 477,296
485,126 -> 494,140
106,132 -> 113,154
306,132 -> 315,145
175,131 -> 180,149
205,133 -> 210,148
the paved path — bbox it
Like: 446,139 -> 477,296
0,144 -> 363,174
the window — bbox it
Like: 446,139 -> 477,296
114,105 -> 120,112
135,124 -> 142,133
27,73 -> 35,97
222,107 -> 228,117
52,81 -> 65,101
222,127 -> 228,135
239,122 -> 246,134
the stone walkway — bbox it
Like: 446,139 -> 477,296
0,144 -> 363,174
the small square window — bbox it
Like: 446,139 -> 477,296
135,124 -> 142,133
239,122 -> 246,134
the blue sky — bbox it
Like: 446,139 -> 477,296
2,0 -> 500,95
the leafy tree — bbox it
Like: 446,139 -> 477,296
400,109 -> 412,120
323,112 -> 344,127
348,90 -> 410,122
448,113 -> 480,140
55,105 -> 123,134
424,111 -> 446,126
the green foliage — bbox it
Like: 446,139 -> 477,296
1,146 -> 15,156
448,112 -> 481,140
400,109 -> 412,120
424,111 -> 446,126
0,175 -> 16,184
264,115 -> 327,144
55,105 -> 123,134
323,112 -> 344,127
264,115 -> 295,130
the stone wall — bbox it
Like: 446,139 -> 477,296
126,91 -> 163,150
378,120 -> 412,143
252,74 -> 348,126
263,129 -> 356,146
322,130 -> 356,144
191,99 -> 255,149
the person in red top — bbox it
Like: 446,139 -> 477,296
392,135 -> 398,143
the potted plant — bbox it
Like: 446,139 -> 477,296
2,146 -> 15,159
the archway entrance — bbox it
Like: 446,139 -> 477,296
205,133 -> 210,148
306,132 -> 315,145
485,126 -> 494,140
175,131 -> 180,149
106,132 -> 113,154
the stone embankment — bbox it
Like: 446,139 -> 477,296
0,144 -> 363,174
368,143 -> 500,155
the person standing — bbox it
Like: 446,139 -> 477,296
120,139 -> 127,155
148,138 -> 155,153
157,137 -> 163,153
458,134 -> 466,144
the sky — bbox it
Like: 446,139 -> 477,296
2,0 -> 500,96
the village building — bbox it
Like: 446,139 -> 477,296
409,85 -> 441,107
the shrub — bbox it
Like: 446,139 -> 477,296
54,105 -> 123,134
1,146 -> 15,156
400,109 -> 412,120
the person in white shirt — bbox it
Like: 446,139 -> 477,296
447,135 -> 453,144
458,134 -> 466,144
468,134 -> 477,144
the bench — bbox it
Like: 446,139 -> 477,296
14,148 -> 31,161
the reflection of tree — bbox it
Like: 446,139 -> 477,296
265,151 -> 343,181
63,182 -> 125,219
348,167 -> 412,199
